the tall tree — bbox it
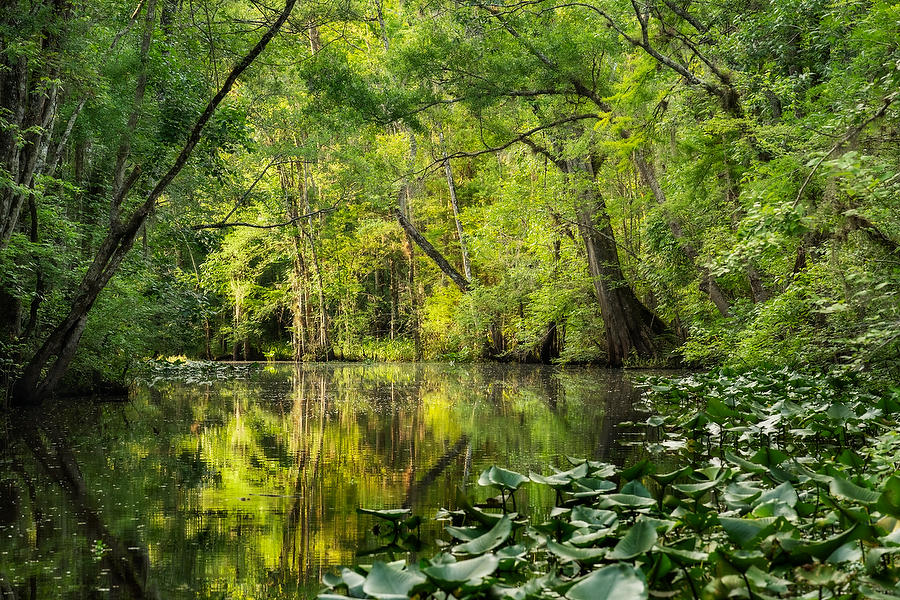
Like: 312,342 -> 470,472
10,0 -> 298,405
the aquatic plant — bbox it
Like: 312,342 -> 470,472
320,369 -> 900,599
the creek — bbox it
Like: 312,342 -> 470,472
0,362 -> 647,598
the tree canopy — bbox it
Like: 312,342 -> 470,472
1,0 -> 899,403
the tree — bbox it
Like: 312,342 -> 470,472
10,0 -> 298,405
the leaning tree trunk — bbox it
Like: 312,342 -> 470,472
10,0 -> 298,406
568,157 -> 668,366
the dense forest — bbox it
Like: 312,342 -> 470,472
1,0 -> 899,404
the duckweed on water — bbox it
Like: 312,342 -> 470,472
321,369 -> 900,599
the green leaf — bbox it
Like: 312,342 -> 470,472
546,540 -> 606,563
422,554 -> 499,587
357,508 -> 411,522
825,541 -> 862,564
877,476 -> 900,517
672,480 -> 718,498
621,479 -> 653,498
444,525 -> 488,541
858,584 -> 900,600
362,562 -> 426,600
454,514 -> 512,555
756,481 -> 798,508
724,451 -> 766,475
340,567 -> 366,597
571,478 -> 617,497
478,466 -> 528,491
564,563 -> 648,600
607,520 -> 657,560
655,545 -> 708,564
830,476 -> 880,505
745,566 -> 790,594
600,494 -> 657,509
650,467 -> 690,486
621,459 -> 651,481
718,517 -> 781,549
569,506 -> 617,528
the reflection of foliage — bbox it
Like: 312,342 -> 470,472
0,364 -> 634,598
322,370 -> 900,599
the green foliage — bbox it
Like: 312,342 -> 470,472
320,369 -> 900,599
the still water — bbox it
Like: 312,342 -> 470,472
0,362 -> 647,599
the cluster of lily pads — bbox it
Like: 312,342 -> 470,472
319,369 -> 900,599
140,358 -> 262,386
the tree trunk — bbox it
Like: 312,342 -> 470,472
10,0 -> 298,405
438,129 -> 472,280
394,209 -> 470,292
304,221 -> 330,359
0,0 -> 65,250
568,157 -> 669,366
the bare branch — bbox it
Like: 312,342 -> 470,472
191,206 -> 337,230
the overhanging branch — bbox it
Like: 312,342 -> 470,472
191,206 -> 336,230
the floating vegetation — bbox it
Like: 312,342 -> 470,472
322,369 -> 900,599
138,358 -> 263,386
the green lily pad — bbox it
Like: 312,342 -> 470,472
444,524 -> 488,541
422,554 -> 499,587
650,467 -> 691,486
655,545 -> 708,564
718,516 -> 781,549
672,480 -> 719,499
607,520 -> 657,560
546,540 -> 606,563
621,479 -> 653,498
877,476 -> 900,517
454,514 -> 512,555
564,563 -> 648,600
600,494 -> 657,509
830,476 -> 880,505
361,562 -> 426,600
340,567 -> 366,596
858,585 -> 900,600
756,481 -> 798,508
621,459 -> 651,482
724,451 -> 767,475
572,478 -> 617,497
570,506 -> 617,528
745,565 -> 790,594
357,508 -> 412,522
825,541 -> 862,564
479,466 -> 528,491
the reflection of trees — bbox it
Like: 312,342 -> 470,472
403,435 -> 469,508
21,425 -> 157,599
0,364 -> 646,598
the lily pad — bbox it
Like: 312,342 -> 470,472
877,475 -> 900,517
454,514 -> 512,555
478,466 -> 528,491
830,476 -> 880,505
546,539 -> 606,563
422,554 -> 499,587
607,520 -> 658,560
361,562 -> 426,600
564,563 -> 648,600
357,508 -> 412,522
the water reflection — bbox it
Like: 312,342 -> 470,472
0,363 -> 646,598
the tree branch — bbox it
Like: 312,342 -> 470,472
191,206 -> 336,230
793,92 -> 898,209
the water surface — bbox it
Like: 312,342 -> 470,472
0,362 -> 646,598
